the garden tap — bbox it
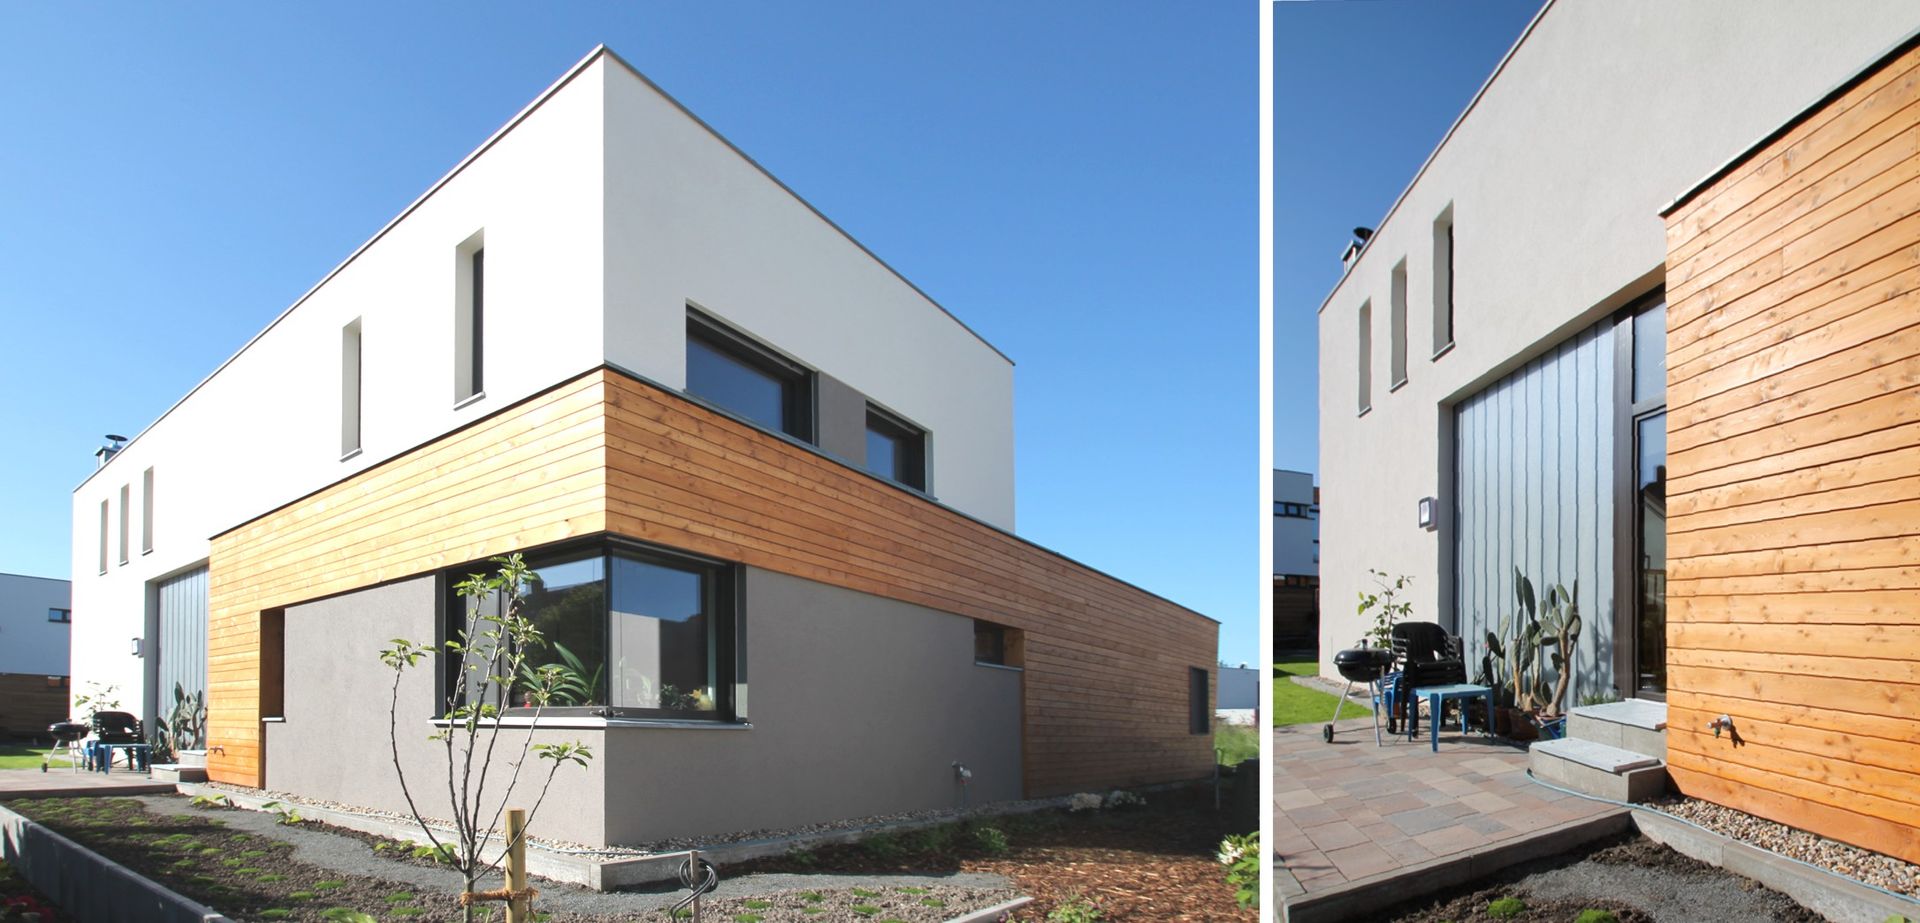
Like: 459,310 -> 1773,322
1708,715 -> 1734,738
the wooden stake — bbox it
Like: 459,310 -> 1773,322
505,808 -> 529,923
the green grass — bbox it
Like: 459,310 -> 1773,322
1213,722 -> 1258,765
0,742 -> 58,770
1273,661 -> 1369,726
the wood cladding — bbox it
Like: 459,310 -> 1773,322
205,368 -> 1217,795
1663,41 -> 1920,864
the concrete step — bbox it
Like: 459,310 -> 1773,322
1529,737 -> 1667,803
174,750 -> 208,769
150,764 -> 207,783
1568,699 -> 1667,759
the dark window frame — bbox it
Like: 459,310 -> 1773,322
48,608 -> 71,623
685,309 -> 816,442
1188,666 -> 1209,734
863,404 -> 928,491
1610,289 -> 1668,702
469,247 -> 485,397
439,536 -> 743,723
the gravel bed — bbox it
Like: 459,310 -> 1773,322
1650,795 -> 1920,898
205,779 -> 1076,857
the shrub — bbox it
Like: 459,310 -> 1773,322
1048,896 -> 1103,923
1575,911 -> 1618,923
973,825 -> 1011,856
1067,793 -> 1103,813
1487,896 -> 1525,918
1219,831 -> 1260,908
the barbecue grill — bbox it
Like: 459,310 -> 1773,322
42,720 -> 89,773
1325,646 -> 1396,744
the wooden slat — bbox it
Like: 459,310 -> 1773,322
1663,43 -> 1920,865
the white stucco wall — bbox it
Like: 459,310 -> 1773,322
1314,1 -> 1920,674
0,574 -> 71,677
601,60 -> 1018,530
70,59 -> 612,719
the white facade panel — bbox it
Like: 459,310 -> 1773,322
1271,469 -> 1318,577
1314,1 -> 1920,675
601,63 -> 1017,529
0,573 -> 71,677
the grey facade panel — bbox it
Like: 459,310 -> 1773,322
155,566 -> 208,746
815,372 -> 868,467
1454,319 -> 1616,703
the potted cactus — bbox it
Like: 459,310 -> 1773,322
1480,569 -> 1582,740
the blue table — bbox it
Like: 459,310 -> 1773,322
1411,684 -> 1495,752
85,741 -> 152,774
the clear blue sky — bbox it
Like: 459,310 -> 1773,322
0,4 -> 1258,662
1273,0 -> 1541,475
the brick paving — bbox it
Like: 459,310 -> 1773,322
1273,716 -> 1617,903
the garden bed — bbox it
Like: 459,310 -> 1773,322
0,858 -> 67,921
731,783 -> 1252,921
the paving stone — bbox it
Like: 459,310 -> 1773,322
1289,804 -> 1340,827
1304,821 -> 1371,852
1386,806 -> 1465,837
1459,791 -> 1517,813
1462,813 -> 1513,836
1325,842 -> 1400,881
1414,824 -> 1490,856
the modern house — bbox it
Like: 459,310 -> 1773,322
0,573 -> 71,739
1216,662 -> 1258,725
1270,469 -> 1319,652
69,46 -> 1219,848
1316,1 -> 1920,864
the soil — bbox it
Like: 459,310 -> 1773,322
731,783 -> 1254,922
1,857 -> 69,922
1374,833 -> 1827,923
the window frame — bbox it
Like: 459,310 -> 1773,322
1188,666 -> 1210,734
685,309 -> 816,443
48,608 -> 71,623
863,403 -> 928,491
439,536 -> 743,724
1356,299 -> 1374,416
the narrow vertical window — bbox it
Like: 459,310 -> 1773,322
1390,260 -> 1409,388
1188,666 -> 1209,734
342,319 -> 362,457
141,467 -> 154,554
117,484 -> 129,565
455,233 -> 486,404
1433,206 -> 1455,355
1357,300 -> 1373,414
98,500 -> 108,574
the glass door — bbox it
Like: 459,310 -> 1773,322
1634,412 -> 1666,696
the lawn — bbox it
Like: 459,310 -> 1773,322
1273,659 -> 1368,726
0,742 -> 55,770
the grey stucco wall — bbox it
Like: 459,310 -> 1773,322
264,565 -> 1021,848
601,567 -> 1021,845
265,576 -> 609,845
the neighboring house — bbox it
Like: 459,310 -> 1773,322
1215,662 -> 1258,726
1315,2 -> 1920,864
0,572 -> 72,739
1271,469 -> 1318,653
69,46 -> 1217,848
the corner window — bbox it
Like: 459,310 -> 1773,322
444,540 -> 739,721
48,608 -> 71,623
1189,666 -> 1209,734
864,406 -> 927,491
686,310 -> 814,441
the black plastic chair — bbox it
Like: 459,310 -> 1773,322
89,711 -> 148,772
1387,622 -> 1467,736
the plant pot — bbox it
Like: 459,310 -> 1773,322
1493,707 -> 1512,737
1500,707 -> 1538,742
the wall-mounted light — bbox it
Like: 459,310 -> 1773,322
1418,496 -> 1438,531
130,637 -> 143,657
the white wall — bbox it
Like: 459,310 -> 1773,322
70,59 -> 612,719
601,60 -> 1018,529
1271,469 -> 1318,577
1315,1 -> 1920,674
0,574 -> 71,676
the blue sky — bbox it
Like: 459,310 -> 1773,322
0,4 -> 1259,661
1273,0 -> 1541,474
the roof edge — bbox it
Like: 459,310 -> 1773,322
1660,24 -> 1920,217
1315,0 -> 1556,316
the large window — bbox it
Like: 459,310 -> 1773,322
864,405 -> 926,490
686,311 -> 813,441
444,540 -> 740,721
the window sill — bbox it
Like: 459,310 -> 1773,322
1432,341 -> 1456,361
1357,406 -> 1372,419
262,716 -> 286,723
454,391 -> 487,410
973,661 -> 1024,672
428,716 -> 753,731
340,447 -> 364,463
1389,378 -> 1409,393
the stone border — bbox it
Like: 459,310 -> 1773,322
1280,811 -> 1634,923
0,801 -> 232,923
945,895 -> 1033,922
1632,809 -> 1920,923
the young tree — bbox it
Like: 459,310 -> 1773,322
380,554 -> 593,920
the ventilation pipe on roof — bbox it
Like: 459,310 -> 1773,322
95,434 -> 128,468
1340,227 -> 1375,272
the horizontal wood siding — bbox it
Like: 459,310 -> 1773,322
204,367 -> 1216,795
204,376 -> 609,786
1663,42 -> 1920,864
600,372 -> 1218,795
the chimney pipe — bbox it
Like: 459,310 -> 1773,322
95,434 -> 128,468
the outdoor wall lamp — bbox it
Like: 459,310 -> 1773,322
130,637 -> 143,657
1417,496 -> 1438,531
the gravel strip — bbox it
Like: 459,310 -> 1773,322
204,779 -> 1079,857
1650,795 -> 1920,898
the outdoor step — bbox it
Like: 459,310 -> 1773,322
150,764 -> 207,783
1568,699 -> 1667,760
174,750 -> 208,769
1529,738 -> 1668,803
